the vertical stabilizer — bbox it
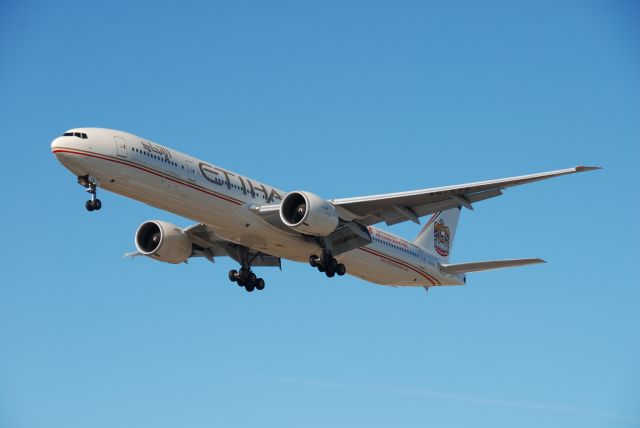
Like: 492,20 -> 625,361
413,208 -> 461,262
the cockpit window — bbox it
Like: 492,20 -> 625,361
62,132 -> 88,139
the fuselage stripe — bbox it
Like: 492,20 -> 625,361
359,247 -> 439,286
52,148 -> 244,205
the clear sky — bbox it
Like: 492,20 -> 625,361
0,1 -> 638,427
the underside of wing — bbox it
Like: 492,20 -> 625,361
185,224 -> 281,267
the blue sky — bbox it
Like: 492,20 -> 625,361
1,1 -> 638,427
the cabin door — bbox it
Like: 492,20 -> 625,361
115,136 -> 127,158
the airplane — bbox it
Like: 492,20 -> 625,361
51,128 -> 600,292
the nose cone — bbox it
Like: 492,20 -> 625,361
50,135 -> 80,172
51,136 -> 72,165
51,137 -> 64,153
51,130 -> 95,177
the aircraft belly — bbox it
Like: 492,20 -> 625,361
337,246 -> 429,286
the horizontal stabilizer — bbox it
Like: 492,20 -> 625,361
439,258 -> 545,274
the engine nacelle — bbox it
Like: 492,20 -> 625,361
280,191 -> 339,236
135,220 -> 192,264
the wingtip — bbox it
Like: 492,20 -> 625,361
575,165 -> 603,172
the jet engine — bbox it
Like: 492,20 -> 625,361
280,191 -> 339,236
135,220 -> 192,264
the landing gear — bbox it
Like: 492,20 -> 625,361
85,198 -> 102,211
309,250 -> 346,278
78,175 -> 102,211
228,259 -> 267,293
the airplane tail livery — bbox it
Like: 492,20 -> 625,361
413,208 -> 544,283
413,208 -> 461,263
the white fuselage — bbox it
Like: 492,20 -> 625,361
51,128 -> 464,287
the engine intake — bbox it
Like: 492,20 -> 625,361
280,191 -> 339,236
135,220 -> 192,264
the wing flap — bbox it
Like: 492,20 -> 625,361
185,223 -> 281,267
440,258 -> 545,274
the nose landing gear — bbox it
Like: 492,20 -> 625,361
78,175 -> 102,211
309,249 -> 346,278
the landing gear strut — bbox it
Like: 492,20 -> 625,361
309,249 -> 346,278
79,175 -> 102,211
227,250 -> 266,292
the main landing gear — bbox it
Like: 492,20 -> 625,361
309,249 -> 346,278
227,250 -> 266,292
228,267 -> 266,292
78,175 -> 102,212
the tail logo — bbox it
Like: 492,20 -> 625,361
434,219 -> 450,257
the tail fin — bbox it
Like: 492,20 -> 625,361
413,208 -> 461,262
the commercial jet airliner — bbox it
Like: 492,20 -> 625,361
51,128 -> 599,292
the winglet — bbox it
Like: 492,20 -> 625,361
575,165 -> 603,172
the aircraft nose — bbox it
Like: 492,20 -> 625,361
51,137 -> 64,152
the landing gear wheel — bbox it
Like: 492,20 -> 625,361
309,255 -> 319,268
93,199 -> 102,210
85,200 -> 94,211
323,252 -> 333,267
311,248 -> 346,279
229,270 -> 238,282
256,278 -> 265,290
238,268 -> 250,283
249,272 -> 257,284
245,284 -> 255,292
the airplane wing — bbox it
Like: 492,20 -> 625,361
248,166 -> 599,255
330,166 -> 600,226
439,258 -> 545,274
